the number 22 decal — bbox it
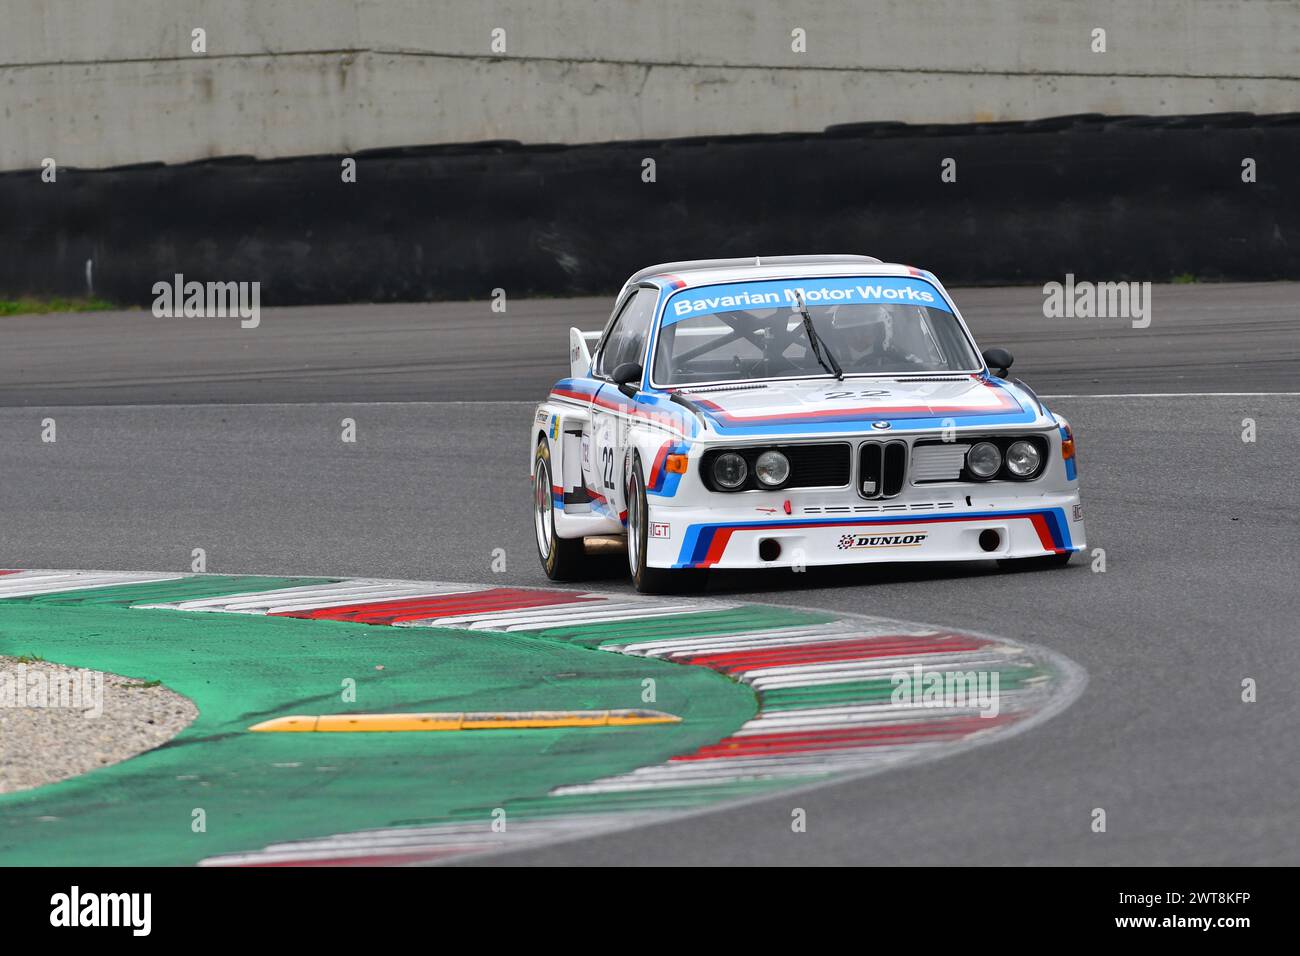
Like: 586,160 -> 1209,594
601,447 -> 615,490
822,389 -> 890,400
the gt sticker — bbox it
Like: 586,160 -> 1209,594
836,532 -> 928,550
651,522 -> 672,539
1072,503 -> 1084,522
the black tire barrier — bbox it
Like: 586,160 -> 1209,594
2,112 -> 1297,306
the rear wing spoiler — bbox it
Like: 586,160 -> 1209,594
569,328 -> 601,378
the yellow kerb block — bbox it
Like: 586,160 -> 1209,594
249,709 -> 680,733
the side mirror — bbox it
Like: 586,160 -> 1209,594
611,362 -> 643,397
981,347 -> 1014,378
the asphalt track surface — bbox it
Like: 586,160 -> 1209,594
2,281 -> 1298,405
2,282 -> 1298,865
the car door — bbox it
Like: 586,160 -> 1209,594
588,285 -> 658,523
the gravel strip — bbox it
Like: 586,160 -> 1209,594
0,656 -> 197,794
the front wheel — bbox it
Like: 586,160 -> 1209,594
534,440 -> 588,581
626,456 -> 675,594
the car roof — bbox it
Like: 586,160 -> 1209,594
621,255 -> 935,292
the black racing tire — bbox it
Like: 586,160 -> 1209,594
626,456 -> 676,594
997,551 -> 1074,572
533,439 -> 588,581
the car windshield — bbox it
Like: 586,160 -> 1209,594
653,277 -> 980,386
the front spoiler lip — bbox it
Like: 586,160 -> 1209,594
648,496 -> 1085,570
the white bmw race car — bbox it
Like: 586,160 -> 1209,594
530,255 -> 1085,592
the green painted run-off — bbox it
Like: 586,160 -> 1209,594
0,598 -> 756,866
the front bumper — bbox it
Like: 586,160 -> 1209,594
646,491 -> 1086,570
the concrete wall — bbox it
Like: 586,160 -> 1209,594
3,0 -> 1299,171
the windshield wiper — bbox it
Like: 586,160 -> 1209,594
793,290 -> 843,380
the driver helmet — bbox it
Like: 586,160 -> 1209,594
829,304 -> 893,355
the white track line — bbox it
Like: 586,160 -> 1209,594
492,604 -> 731,630
0,571 -> 185,597
135,581 -> 488,614
745,653 -> 1029,690
1041,392 -> 1300,398
403,601 -> 715,631
736,697 -> 1043,733
605,623 -> 883,655
200,813 -> 671,866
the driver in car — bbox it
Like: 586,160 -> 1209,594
828,305 -> 922,372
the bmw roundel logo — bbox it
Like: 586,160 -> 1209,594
871,421 -> 891,430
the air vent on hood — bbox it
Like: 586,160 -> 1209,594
893,376 -> 971,382
677,383 -> 770,394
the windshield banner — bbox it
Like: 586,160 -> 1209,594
663,276 -> 951,325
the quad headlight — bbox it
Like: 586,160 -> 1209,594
1005,440 -> 1043,478
754,450 -> 791,488
966,441 -> 1002,479
712,452 -> 749,490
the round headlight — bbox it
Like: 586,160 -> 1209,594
1005,440 -> 1042,478
966,441 -> 1002,479
712,452 -> 748,490
754,450 -> 791,487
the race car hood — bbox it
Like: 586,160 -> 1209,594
673,375 -> 1045,437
